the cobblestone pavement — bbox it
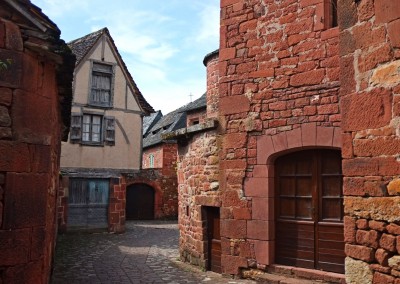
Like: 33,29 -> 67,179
51,221 -> 256,284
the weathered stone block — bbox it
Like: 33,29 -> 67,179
221,254 -> 247,275
345,257 -> 373,284
220,219 -> 246,239
374,0 -> 400,24
356,229 -> 380,249
373,272 -> 395,284
375,248 -> 391,266
369,220 -> 386,232
12,90 -> 53,145
0,88 -> 12,106
371,60 -> 400,88
380,233 -> 396,252
247,220 -> 273,241
4,20 -> 23,51
289,69 -> 325,87
0,229 -> 30,266
4,173 -> 49,229
388,179 -> 400,196
341,88 -> 392,131
389,255 -> 400,270
219,95 -> 250,115
345,244 -> 375,262
344,197 -> 400,222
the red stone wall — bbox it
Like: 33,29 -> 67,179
205,51 -> 219,118
186,110 -> 207,127
218,0 -> 341,277
108,177 -> 126,233
142,144 -> 163,169
178,51 -> 221,269
178,129 -> 220,268
0,19 -> 66,283
126,167 -> 178,219
339,0 -> 400,282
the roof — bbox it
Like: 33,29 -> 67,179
180,93 -> 206,113
142,94 -> 207,149
68,29 -> 103,66
68,28 -> 154,114
142,111 -> 186,148
203,49 -> 219,66
143,111 -> 162,136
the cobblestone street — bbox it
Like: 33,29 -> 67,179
51,221 -> 256,284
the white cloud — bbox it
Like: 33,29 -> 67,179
196,4 -> 220,43
32,0 -> 89,17
31,0 -> 218,114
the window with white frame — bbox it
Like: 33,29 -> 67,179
83,114 -> 102,142
89,62 -> 114,107
149,154 -> 154,168
70,113 -> 115,146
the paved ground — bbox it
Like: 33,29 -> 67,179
51,221 -> 256,284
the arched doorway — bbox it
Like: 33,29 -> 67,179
275,149 -> 344,274
126,183 -> 155,220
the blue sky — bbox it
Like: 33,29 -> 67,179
31,0 -> 219,114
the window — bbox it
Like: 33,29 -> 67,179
82,114 -> 102,142
323,0 -> 338,29
316,0 -> 338,31
70,113 -> 115,146
149,154 -> 154,168
89,62 -> 114,107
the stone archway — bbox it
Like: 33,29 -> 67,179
126,183 -> 155,220
244,123 -> 342,267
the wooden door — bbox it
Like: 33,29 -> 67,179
206,207 -> 221,273
68,179 -> 109,229
126,184 -> 155,220
275,150 -> 344,274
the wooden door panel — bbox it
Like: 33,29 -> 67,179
68,179 -> 109,229
276,150 -> 344,274
206,207 -> 221,274
126,184 -> 155,220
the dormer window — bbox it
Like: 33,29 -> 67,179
89,62 -> 114,107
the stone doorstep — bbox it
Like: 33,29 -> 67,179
242,265 -> 345,284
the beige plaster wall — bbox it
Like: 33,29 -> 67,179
61,35 -> 143,170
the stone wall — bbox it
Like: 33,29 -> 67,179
143,144 -> 164,169
178,128 -> 220,268
218,0 -> 341,276
339,0 -> 400,282
0,5 -> 74,283
126,167 -> 178,219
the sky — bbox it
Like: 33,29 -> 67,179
31,0 -> 220,114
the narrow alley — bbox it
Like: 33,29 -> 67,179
51,221 -> 256,284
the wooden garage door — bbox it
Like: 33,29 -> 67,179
68,179 -> 109,229
126,184 -> 155,220
275,150 -> 344,274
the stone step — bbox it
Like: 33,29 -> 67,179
242,266 -> 345,284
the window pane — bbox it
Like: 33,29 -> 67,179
296,198 -> 312,219
82,133 -> 89,141
280,198 -> 295,218
83,115 -> 91,123
321,198 -> 342,221
297,177 -> 312,197
322,176 -> 342,197
280,177 -> 295,196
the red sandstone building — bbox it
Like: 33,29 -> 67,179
0,0 -> 75,282
177,0 -> 400,283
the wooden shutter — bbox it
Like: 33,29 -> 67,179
104,116 -> 115,145
70,113 -> 82,143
